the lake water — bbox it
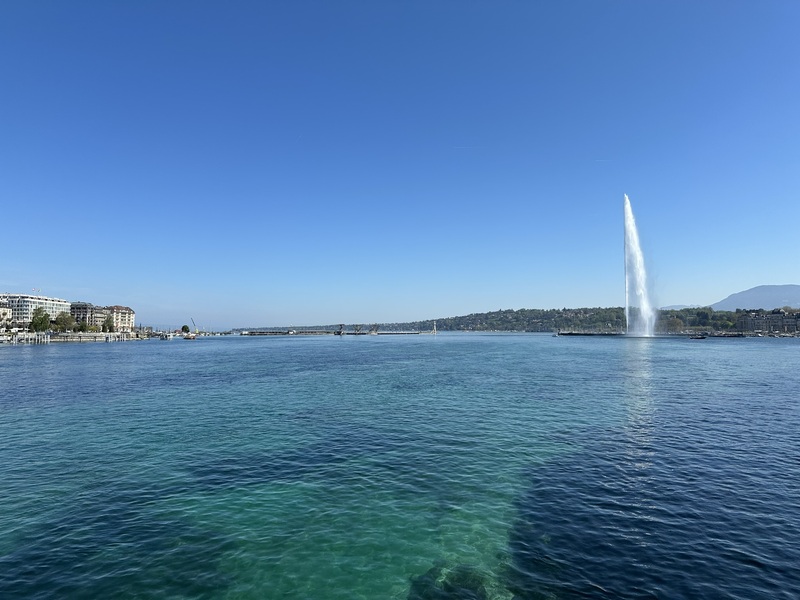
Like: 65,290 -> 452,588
1,334 -> 798,599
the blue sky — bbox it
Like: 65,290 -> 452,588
2,1 -> 798,329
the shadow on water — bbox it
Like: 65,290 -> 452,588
2,422 -> 481,599
505,448 -> 648,599
503,343 -> 800,600
405,344 -> 663,600
0,482 -> 236,599
503,342 -> 662,598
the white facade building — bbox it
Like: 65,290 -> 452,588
107,305 -> 135,332
0,294 -> 72,327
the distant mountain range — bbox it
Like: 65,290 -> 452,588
710,285 -> 800,311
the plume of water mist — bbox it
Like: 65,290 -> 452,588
623,194 -> 655,336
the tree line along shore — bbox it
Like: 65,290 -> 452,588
7,306 -> 799,339
374,306 -> 799,334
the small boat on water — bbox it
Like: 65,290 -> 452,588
689,334 -> 707,339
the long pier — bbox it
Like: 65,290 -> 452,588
50,332 -> 132,342
555,331 -> 624,336
240,330 -> 422,336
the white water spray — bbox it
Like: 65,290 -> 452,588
623,194 -> 655,336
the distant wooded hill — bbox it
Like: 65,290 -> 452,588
382,285 -> 798,332
246,285 -> 800,333
382,306 -> 740,333
387,307 -> 626,333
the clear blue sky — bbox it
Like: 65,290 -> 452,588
2,1 -> 798,329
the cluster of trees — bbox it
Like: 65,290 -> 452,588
384,307 -> 626,332
21,307 -> 116,333
383,306 -> 743,333
657,308 -> 737,332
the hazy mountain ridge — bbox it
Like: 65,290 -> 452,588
711,285 -> 800,311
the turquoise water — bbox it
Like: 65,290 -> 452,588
1,334 -> 799,598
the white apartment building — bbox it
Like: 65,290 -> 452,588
0,294 -> 72,327
107,305 -> 135,332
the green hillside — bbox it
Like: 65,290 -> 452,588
381,306 -> 741,333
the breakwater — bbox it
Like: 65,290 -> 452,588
240,330 -> 421,336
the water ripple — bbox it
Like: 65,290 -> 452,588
2,335 -> 799,598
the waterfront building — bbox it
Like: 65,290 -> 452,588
736,309 -> 798,334
70,302 -> 108,329
766,309 -> 797,333
0,299 -> 10,327
0,294 -> 71,327
107,305 -> 135,332
70,302 -> 136,332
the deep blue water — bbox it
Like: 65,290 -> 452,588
1,334 -> 798,599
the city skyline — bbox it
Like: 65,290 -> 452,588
2,2 -> 799,330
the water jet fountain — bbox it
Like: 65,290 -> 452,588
623,194 -> 655,336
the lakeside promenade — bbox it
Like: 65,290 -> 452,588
0,332 -> 135,344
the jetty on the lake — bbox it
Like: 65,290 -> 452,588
555,331 -> 624,337
240,329 -> 423,336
